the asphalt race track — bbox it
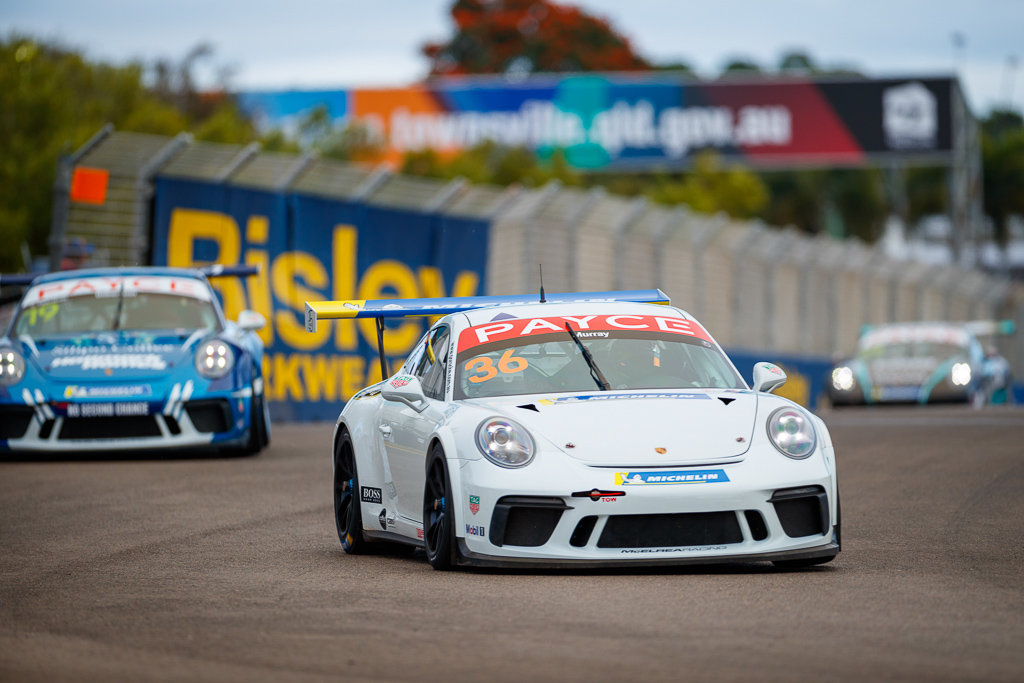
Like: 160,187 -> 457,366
2,406 -> 1023,682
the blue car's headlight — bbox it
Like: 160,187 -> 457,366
195,340 -> 235,379
767,407 -> 817,459
476,417 -> 535,468
0,348 -> 26,386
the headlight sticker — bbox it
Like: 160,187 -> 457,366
615,469 -> 730,485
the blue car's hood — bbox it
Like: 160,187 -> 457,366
22,331 -> 203,382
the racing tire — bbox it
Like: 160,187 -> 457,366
244,385 -> 270,455
772,494 -> 841,569
423,445 -> 458,570
334,430 -> 370,555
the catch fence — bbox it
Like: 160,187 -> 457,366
42,129 -> 1024,411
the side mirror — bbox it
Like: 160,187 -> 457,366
380,374 -> 429,412
752,362 -> 787,394
237,310 -> 267,332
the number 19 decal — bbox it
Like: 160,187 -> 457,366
464,349 -> 528,383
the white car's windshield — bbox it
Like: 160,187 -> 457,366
455,324 -> 743,399
858,341 -> 966,361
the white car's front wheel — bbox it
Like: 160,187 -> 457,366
423,446 -> 457,570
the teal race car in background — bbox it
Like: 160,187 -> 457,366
0,266 -> 270,455
826,321 -> 1015,407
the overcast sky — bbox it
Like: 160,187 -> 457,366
3,0 -> 1021,115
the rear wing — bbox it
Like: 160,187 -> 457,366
964,320 -> 1016,337
1,264 -> 259,288
858,319 -> 1016,340
197,264 -> 260,279
303,289 -> 670,332
304,289 -> 671,381
0,273 -> 40,287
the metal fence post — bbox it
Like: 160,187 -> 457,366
730,222 -> 766,349
522,181 -> 562,293
651,207 -> 687,292
693,212 -> 728,322
763,230 -> 799,350
566,187 -> 605,291
613,197 -> 649,291
130,132 -> 192,266
48,124 -> 114,271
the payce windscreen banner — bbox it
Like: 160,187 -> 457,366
151,178 -> 488,421
238,76 -> 954,170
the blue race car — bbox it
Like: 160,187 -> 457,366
0,266 -> 270,455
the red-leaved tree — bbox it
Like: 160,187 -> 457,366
423,0 -> 650,75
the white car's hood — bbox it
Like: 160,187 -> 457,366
463,389 -> 757,466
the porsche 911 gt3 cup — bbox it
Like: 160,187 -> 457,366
306,290 -> 840,570
827,320 -> 1015,407
0,267 -> 270,454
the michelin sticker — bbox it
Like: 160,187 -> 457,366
614,469 -> 729,485
64,385 -> 152,398
538,392 -> 711,405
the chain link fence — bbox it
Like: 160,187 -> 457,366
50,129 -> 1024,379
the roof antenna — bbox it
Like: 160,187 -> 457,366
539,264 -> 546,303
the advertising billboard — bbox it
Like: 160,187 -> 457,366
151,178 -> 488,421
238,75 -> 955,170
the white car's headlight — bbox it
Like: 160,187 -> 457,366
0,348 -> 26,386
767,407 -> 817,459
476,417 -> 535,468
951,362 -> 971,386
832,366 -> 855,391
195,340 -> 235,379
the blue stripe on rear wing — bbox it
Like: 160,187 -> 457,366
303,289 -> 670,332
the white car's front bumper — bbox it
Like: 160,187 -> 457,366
447,445 -> 839,568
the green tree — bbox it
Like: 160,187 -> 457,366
640,152 -> 768,218
401,140 -> 580,187
294,105 -> 384,162
982,109 -> 1024,245
423,0 -> 650,76
0,36 -> 256,271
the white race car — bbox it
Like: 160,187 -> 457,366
306,290 -> 840,570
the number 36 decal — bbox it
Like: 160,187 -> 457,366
464,349 -> 528,383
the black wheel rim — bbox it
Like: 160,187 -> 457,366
424,457 -> 447,556
335,443 -> 355,535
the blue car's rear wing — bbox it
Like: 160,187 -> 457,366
196,264 -> 260,279
0,273 -> 40,287
2,264 -> 259,288
304,289 -> 671,381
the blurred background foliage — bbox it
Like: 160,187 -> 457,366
2,0 -> 1024,273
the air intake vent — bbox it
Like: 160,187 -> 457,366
59,416 -> 160,440
597,512 -> 743,548
770,486 -> 829,538
184,399 -> 231,433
